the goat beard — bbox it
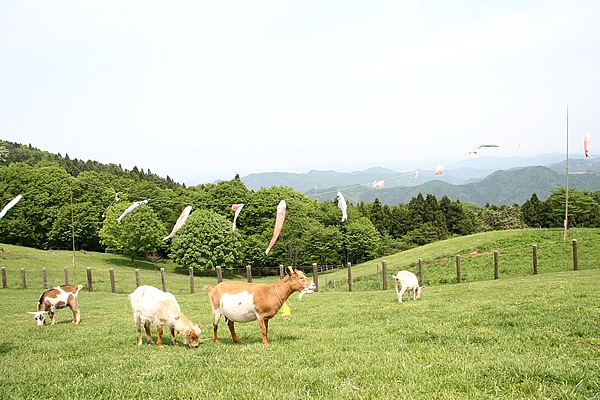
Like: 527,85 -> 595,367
298,288 -> 314,301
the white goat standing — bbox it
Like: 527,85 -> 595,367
129,285 -> 202,348
393,271 -> 424,303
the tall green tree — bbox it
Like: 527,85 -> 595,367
99,202 -> 166,265
169,209 -> 242,270
345,217 -> 380,264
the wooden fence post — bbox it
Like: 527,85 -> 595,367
246,265 -> 252,283
2,267 -> 6,288
279,264 -> 284,279
109,268 -> 116,293
572,239 -> 578,271
64,267 -> 69,285
135,269 -> 140,288
456,255 -> 461,283
312,263 -> 319,292
494,250 -> 499,280
42,268 -> 48,289
418,258 -> 423,286
160,268 -> 166,292
216,266 -> 223,283
21,268 -> 26,289
189,267 -> 195,294
532,245 -> 538,275
347,262 -> 352,292
87,267 -> 93,292
381,260 -> 387,290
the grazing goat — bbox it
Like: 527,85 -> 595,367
28,284 -> 83,326
393,271 -> 423,303
206,266 -> 316,344
129,285 -> 202,348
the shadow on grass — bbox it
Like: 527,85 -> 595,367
0,342 -> 18,354
102,257 -> 170,272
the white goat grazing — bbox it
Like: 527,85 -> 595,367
393,271 -> 423,303
28,284 -> 83,325
129,285 -> 202,348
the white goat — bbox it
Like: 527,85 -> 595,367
393,271 -> 423,303
129,285 -> 202,348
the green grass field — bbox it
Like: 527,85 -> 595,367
0,229 -> 599,399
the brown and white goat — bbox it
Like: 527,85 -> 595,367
28,284 -> 83,326
129,285 -> 202,348
206,266 -> 316,344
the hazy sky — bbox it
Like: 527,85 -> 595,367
1,1 -> 599,185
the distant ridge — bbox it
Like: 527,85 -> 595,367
241,153 -> 600,206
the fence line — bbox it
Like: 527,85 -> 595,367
0,239 -> 587,293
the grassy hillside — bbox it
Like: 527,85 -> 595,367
1,228 -> 599,294
0,270 -> 598,398
320,228 -> 600,290
0,231 -> 598,398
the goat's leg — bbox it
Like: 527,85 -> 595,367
398,286 -> 406,303
68,302 -> 80,324
156,324 -> 164,347
227,319 -> 241,343
258,317 -> 269,345
135,320 -> 143,346
49,307 -> 56,324
144,320 -> 154,344
171,327 -> 177,345
212,312 -> 221,343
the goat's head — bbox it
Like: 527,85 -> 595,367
285,266 -> 316,295
414,286 -> 424,300
27,311 -> 48,326
175,315 -> 203,348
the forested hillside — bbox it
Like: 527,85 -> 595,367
2,140 -> 600,270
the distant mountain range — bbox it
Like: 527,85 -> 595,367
240,153 -> 600,206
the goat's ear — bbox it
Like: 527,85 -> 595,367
285,266 -> 293,276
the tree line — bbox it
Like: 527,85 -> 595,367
1,141 -> 599,270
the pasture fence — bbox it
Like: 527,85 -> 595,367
0,239 -> 591,294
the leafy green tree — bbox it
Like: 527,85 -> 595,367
100,202 -> 167,265
345,217 -> 380,264
169,209 -> 242,270
545,188 -> 600,228
303,224 -> 343,265
477,205 -> 526,231
48,202 -> 103,251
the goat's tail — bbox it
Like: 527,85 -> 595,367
75,284 -> 83,296
204,285 -> 213,293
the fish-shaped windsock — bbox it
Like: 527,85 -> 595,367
336,191 -> 347,222
102,192 -> 120,218
372,180 -> 385,189
0,194 -> 22,220
117,200 -> 148,222
435,165 -> 444,175
231,203 -> 245,231
265,200 -> 286,255
584,133 -> 591,158
163,205 -> 192,240
411,170 -> 419,186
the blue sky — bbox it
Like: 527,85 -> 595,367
1,1 -> 598,185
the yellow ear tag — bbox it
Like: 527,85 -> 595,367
281,302 -> 291,317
